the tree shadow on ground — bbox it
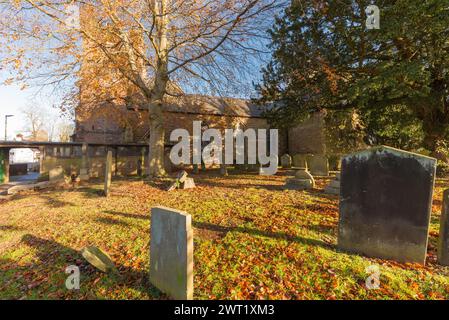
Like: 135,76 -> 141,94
0,225 -> 22,231
94,216 -> 132,227
195,179 -> 285,191
38,195 -> 77,208
193,221 -> 334,250
19,234 -> 164,299
104,210 -> 150,220
75,187 -> 105,198
306,223 -> 338,237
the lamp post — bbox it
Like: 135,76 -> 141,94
4,115 -> 14,141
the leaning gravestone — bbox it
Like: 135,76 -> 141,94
438,189 -> 449,265
338,146 -> 436,264
167,170 -> 195,191
81,246 -> 117,274
104,151 -> 112,197
307,155 -> 329,176
150,206 -> 193,300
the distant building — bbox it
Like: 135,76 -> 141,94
9,148 -> 40,164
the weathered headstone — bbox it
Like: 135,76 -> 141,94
79,143 -> 89,181
81,246 -> 117,274
138,147 -> 146,177
104,151 -> 112,197
79,168 -> 89,181
338,146 -> 436,264
49,166 -> 65,182
167,171 -> 195,191
280,154 -> 292,169
150,206 -> 193,300
324,172 -> 341,195
220,164 -> 228,176
307,155 -> 329,176
292,154 -> 308,169
182,178 -> 196,190
329,156 -> 342,171
438,189 -> 449,266
285,168 -> 315,190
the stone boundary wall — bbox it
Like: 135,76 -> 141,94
41,145 -> 149,178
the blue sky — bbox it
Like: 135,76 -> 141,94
0,84 -> 32,140
0,84 -> 59,140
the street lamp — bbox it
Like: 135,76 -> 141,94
4,115 -> 14,141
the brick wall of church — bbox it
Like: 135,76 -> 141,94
74,109 -> 288,159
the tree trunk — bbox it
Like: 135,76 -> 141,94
147,0 -> 169,178
148,97 -> 167,177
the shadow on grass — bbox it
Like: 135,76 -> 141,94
104,210 -> 149,221
0,225 -> 22,231
19,234 -> 164,299
76,187 -> 105,198
38,195 -> 76,208
94,217 -> 132,227
193,221 -> 334,250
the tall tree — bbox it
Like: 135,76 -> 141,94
256,0 -> 449,158
1,0 -> 283,177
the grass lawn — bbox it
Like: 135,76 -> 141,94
1,170 -> 449,300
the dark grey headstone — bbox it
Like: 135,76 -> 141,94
338,146 -> 436,264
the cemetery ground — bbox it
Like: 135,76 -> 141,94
0,170 -> 448,300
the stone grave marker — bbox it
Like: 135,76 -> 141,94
285,168 -> 315,190
324,172 -> 341,195
79,143 -> 89,181
150,206 -> 193,300
338,146 -> 436,264
280,154 -> 292,169
167,170 -> 195,191
104,151 -> 112,197
438,189 -> 449,265
81,246 -> 117,274
292,154 -> 308,169
307,154 -> 329,176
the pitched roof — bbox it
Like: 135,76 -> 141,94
129,94 -> 268,118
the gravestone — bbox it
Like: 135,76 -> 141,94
79,168 -> 89,181
104,151 -> 112,197
307,155 -> 329,176
329,156 -> 342,171
79,143 -> 89,181
338,146 -> 436,264
220,164 -> 228,176
438,189 -> 449,265
81,246 -> 117,274
182,178 -> 196,189
167,171 -> 195,191
150,206 -> 193,300
285,168 -> 315,190
292,154 -> 308,169
280,154 -> 292,169
324,172 -> 341,195
49,166 -> 65,182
